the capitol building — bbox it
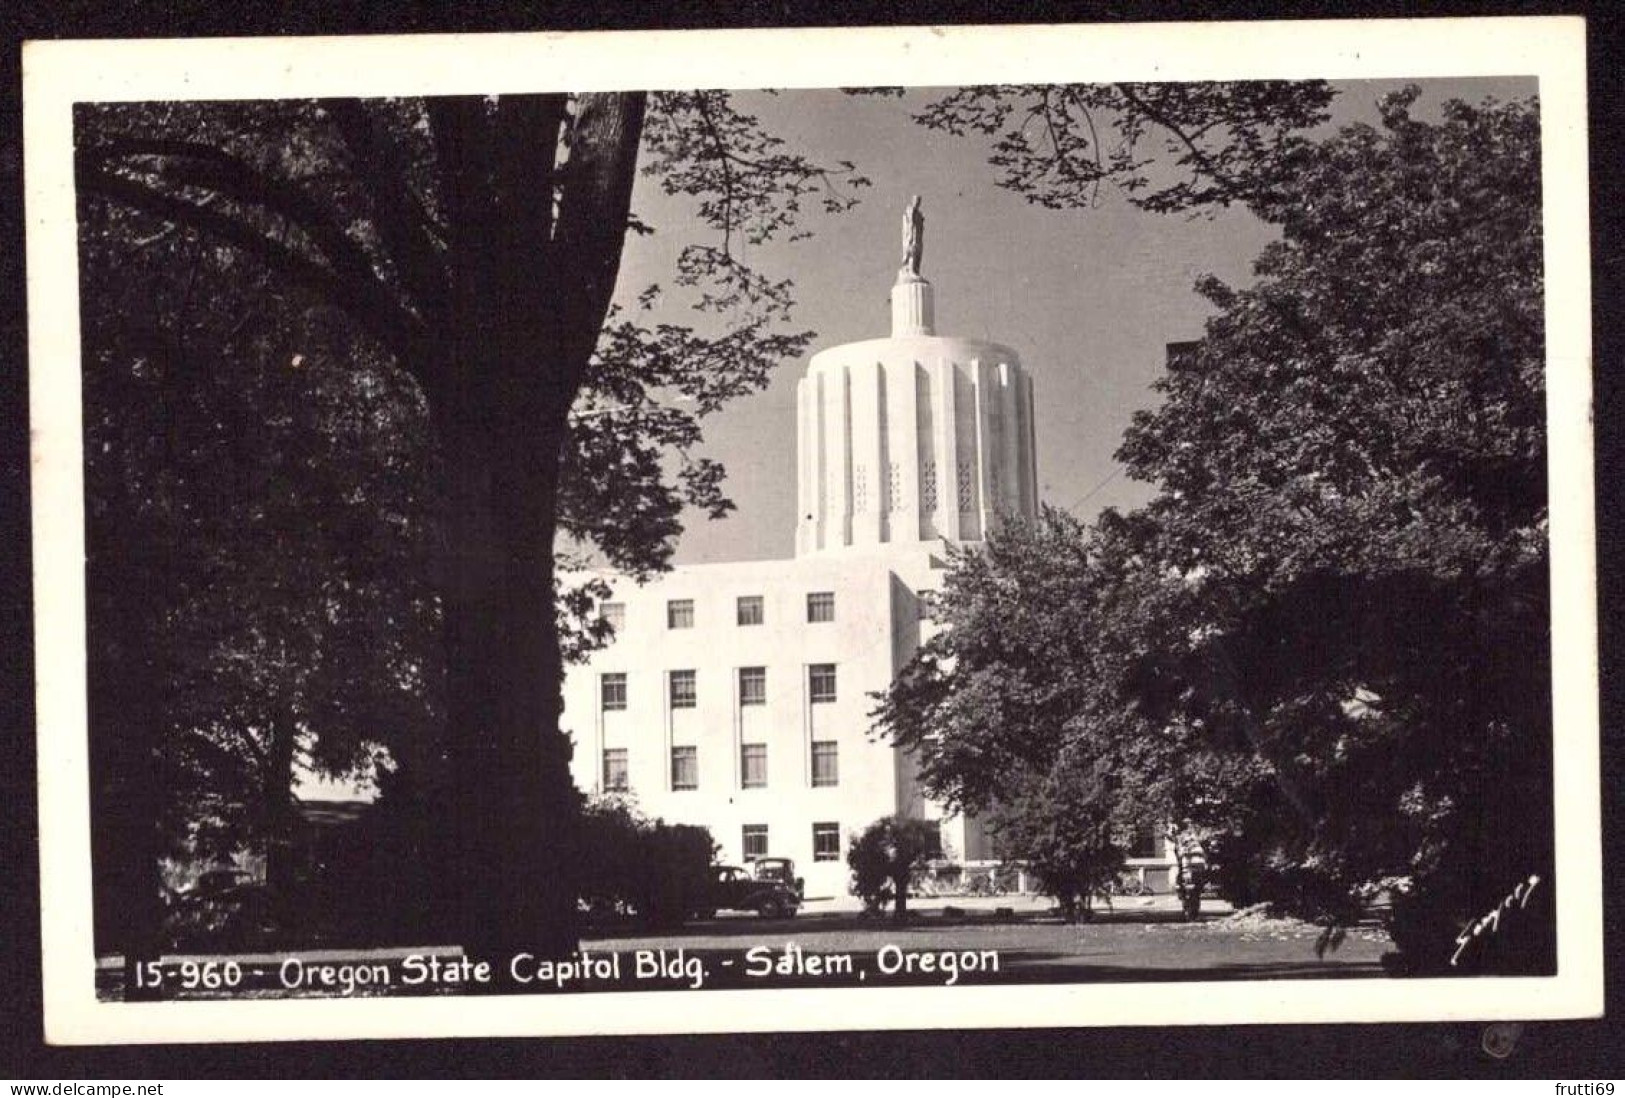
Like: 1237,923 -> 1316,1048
563,203 -> 1171,897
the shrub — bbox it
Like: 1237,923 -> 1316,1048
631,821 -> 716,928
577,796 -> 717,927
848,815 -> 939,918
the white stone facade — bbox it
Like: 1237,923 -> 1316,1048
563,267 -> 1051,898
562,549 -> 968,898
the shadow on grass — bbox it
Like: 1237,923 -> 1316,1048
989,954 -> 1386,983
582,904 -> 1199,941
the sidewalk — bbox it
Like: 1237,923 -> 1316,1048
798,891 -> 1220,918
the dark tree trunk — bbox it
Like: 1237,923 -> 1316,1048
89,638 -> 168,996
263,710 -> 300,923
436,414 -> 578,956
85,487 -> 171,986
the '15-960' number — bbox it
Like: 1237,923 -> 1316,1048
132,960 -> 244,990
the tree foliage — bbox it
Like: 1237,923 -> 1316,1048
873,508 -> 1201,916
76,90 -> 865,956
876,88 -> 1552,972
1120,88 -> 1550,970
875,507 -> 1097,816
986,750 -> 1124,922
79,173 -> 443,951
897,82 -> 1335,215
575,796 -> 718,929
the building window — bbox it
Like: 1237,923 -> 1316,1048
667,599 -> 694,629
742,824 -> 769,861
811,740 -> 839,787
1127,823 -> 1160,859
741,744 -> 767,789
812,822 -> 841,861
670,670 -> 696,709
602,748 -> 628,792
921,460 -> 938,511
601,601 -> 625,632
671,745 -> 698,790
737,595 -> 764,626
809,663 -> 837,704
739,666 -> 766,706
807,591 -> 835,623
741,665 -> 763,708
600,672 -> 627,712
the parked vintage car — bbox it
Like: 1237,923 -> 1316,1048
167,866 -> 281,949
751,856 -> 805,899
693,865 -> 801,919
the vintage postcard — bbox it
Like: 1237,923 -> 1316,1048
24,17 -> 1599,1044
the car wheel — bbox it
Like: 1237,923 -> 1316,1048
759,897 -> 785,919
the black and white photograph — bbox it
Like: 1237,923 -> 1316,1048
23,18 -> 1599,1044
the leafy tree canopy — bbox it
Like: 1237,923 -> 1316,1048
890,81 -> 1335,215
875,88 -> 1551,971
77,95 -> 868,583
80,178 -> 441,890
76,90 -> 867,954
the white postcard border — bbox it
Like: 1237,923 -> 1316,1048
25,17 -> 1599,1044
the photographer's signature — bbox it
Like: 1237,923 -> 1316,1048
1451,874 -> 1540,967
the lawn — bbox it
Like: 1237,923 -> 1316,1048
581,904 -> 1394,986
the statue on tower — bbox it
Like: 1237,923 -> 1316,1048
901,195 -> 924,279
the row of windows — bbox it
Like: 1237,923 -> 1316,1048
601,742 -> 839,792
601,592 -> 838,633
745,822 -> 843,862
600,665 -> 837,711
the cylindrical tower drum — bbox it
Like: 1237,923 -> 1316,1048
795,272 -> 1038,557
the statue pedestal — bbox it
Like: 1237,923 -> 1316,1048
891,273 -> 935,337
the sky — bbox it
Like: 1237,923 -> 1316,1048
609,77 -> 1536,566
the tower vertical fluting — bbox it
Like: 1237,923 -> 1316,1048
794,206 -> 1038,558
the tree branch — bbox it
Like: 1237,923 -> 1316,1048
1063,87 -> 1107,205
1036,89 -> 1101,203
419,97 -> 496,412
491,95 -> 566,291
79,164 -> 427,367
692,94 -> 737,254
1113,84 -> 1246,204
84,136 -> 392,309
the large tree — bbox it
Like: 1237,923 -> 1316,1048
1115,88 -> 1550,969
872,507 -> 1237,918
878,88 -> 1551,971
79,184 -> 444,957
77,92 -> 869,958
